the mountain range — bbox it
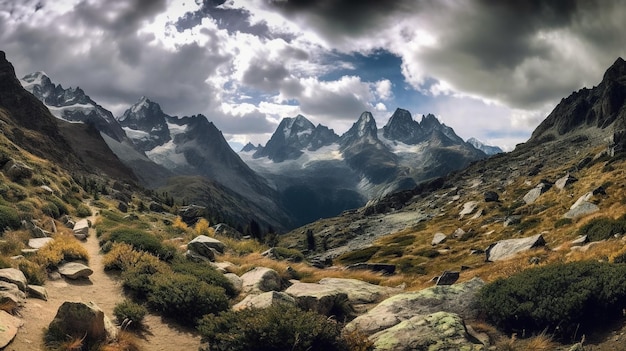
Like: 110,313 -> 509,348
18,64 -> 499,230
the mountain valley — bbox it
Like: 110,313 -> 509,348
3,48 -> 626,350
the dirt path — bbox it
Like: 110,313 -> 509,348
9,209 -> 202,351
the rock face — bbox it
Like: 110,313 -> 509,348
240,267 -> 283,293
47,301 -> 117,343
285,282 -> 351,316
485,234 -> 546,262
346,278 -> 485,336
0,310 -> 22,348
58,262 -> 93,279
370,311 -> 484,351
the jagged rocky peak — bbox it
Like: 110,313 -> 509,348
529,57 -> 626,143
342,111 -> 378,144
118,96 -> 171,151
253,114 -> 317,162
383,108 -> 423,144
308,124 -> 339,151
240,142 -> 259,152
467,137 -> 503,155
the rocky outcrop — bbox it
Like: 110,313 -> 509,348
0,310 -> 22,348
240,267 -> 283,293
564,191 -> 600,219
317,278 -> 400,305
523,180 -> 552,204
2,159 -> 33,181
0,281 -> 25,312
346,263 -> 396,275
213,223 -> 243,239
187,235 -> 226,259
233,291 -> 296,311
285,282 -> 351,316
346,278 -> 484,335
370,311 -> 484,351
485,234 -> 546,262
0,268 -> 27,292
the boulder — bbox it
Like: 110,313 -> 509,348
318,278 -> 400,304
346,263 -> 396,275
185,249 -> 214,262
484,191 -> 499,202
178,205 -> 207,225
27,285 -> 48,301
370,311 -> 484,351
240,267 -> 283,293
564,202 -> 599,219
459,201 -> 478,218
58,262 -> 93,279
571,235 -> 589,247
73,219 -> 90,237
210,261 -> 235,273
436,271 -> 460,286
285,282 -> 351,316
188,235 -> 226,258
345,278 -> 485,335
0,268 -> 27,291
555,173 -> 577,190
224,273 -> 243,294
453,228 -> 466,238
0,281 -> 25,312
213,223 -> 243,239
47,301 -> 117,344
149,201 -> 164,212
233,291 -> 296,311
0,310 -> 22,348
485,234 -> 546,262
117,202 -> 128,213
28,237 -> 54,249
432,232 -> 447,246
523,180 -> 552,204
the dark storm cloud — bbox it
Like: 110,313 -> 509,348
73,0 -> 168,35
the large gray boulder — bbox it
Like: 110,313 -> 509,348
240,267 -> 283,293
485,234 -> 545,262
47,301 -> 117,344
345,278 -> 484,336
564,192 -> 599,219
73,219 -> 90,239
285,282 -> 350,316
188,235 -> 226,258
555,173 -> 577,190
58,262 -> 93,279
0,310 -> 22,348
523,181 -> 552,204
318,278 -> 400,304
233,291 -> 296,311
370,311 -> 484,351
28,237 -> 54,249
459,201 -> 478,218
0,268 -> 27,291
432,232 -> 447,246
224,273 -> 243,294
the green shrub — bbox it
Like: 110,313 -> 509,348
171,257 -> 236,297
75,204 -> 92,218
414,248 -> 440,258
0,205 -> 21,230
478,261 -> 626,340
147,273 -> 229,326
47,196 -> 69,216
121,255 -> 169,299
271,247 -> 305,262
197,304 -> 351,351
577,216 -> 626,242
108,228 -> 175,261
18,259 -> 46,285
113,300 -> 147,329
554,218 -> 572,228
336,246 -> 380,265
41,202 -> 60,218
516,217 -> 541,232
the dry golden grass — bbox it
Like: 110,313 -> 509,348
34,234 -> 89,268
98,331 -> 143,351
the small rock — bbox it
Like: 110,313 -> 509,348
436,271 -> 460,286
117,202 -> 128,213
459,201 -> 478,218
27,285 -> 48,301
431,232 -> 447,246
0,268 -> 27,291
58,262 -> 93,279
188,235 -> 226,257
453,228 -> 466,238
28,237 -> 54,249
484,191 -> 499,202
0,310 -> 22,348
486,234 -> 546,262
73,219 -> 90,237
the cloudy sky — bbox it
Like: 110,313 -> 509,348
2,0 -> 626,151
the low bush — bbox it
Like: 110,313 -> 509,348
102,242 -> 143,271
478,261 -> 626,340
114,300 -> 147,329
121,254 -> 170,299
47,196 -> 69,217
41,202 -> 60,218
197,304 -> 354,351
34,235 -> 89,268
554,218 -> 572,228
107,228 -> 175,261
336,246 -> 380,265
577,215 -> 626,242
75,204 -> 92,218
0,205 -> 21,230
147,273 -> 229,326
271,247 -> 305,262
171,257 -> 236,297
18,259 -> 46,285
414,248 -> 440,258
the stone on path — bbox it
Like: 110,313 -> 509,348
27,285 -> 48,301
58,262 -> 93,279
73,219 -> 90,240
47,301 -> 117,344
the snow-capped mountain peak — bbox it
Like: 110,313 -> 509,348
118,97 -> 171,151
383,108 -> 423,144
467,137 -> 503,155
